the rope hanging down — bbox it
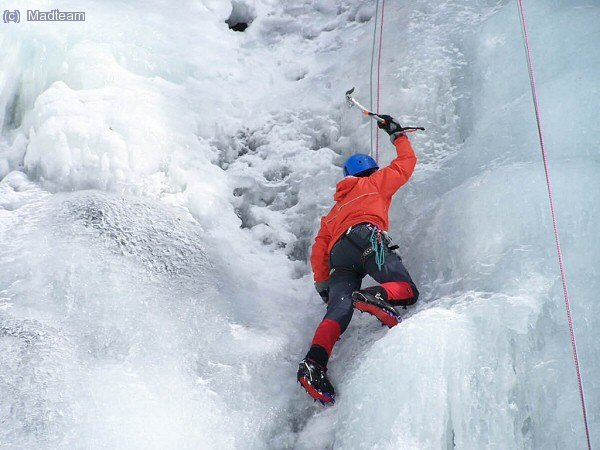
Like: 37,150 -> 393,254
516,1 -> 592,448
376,0 -> 385,163
375,0 -> 385,163
369,0 -> 380,158
369,0 -> 385,163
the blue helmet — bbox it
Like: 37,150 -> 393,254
343,153 -> 379,177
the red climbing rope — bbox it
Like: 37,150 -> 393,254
516,1 -> 592,448
375,0 -> 385,163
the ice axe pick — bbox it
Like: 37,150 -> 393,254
345,87 -> 386,124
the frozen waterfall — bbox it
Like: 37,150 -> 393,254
1,0 -> 598,448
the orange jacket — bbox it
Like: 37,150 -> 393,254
310,135 -> 417,282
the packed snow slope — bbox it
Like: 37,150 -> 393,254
1,0 -> 599,448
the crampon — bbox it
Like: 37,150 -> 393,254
352,290 -> 402,328
297,359 -> 335,405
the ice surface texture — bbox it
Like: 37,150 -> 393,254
0,0 -> 599,449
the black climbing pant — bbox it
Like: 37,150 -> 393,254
326,223 -> 419,332
307,223 -> 419,367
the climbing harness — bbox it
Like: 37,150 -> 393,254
341,223 -> 399,270
516,1 -> 592,448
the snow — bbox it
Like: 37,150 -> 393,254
1,0 -> 599,448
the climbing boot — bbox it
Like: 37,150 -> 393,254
297,359 -> 335,405
352,286 -> 402,328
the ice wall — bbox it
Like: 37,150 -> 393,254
317,1 -> 600,449
1,0 -> 599,449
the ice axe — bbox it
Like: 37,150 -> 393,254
345,87 -> 425,132
345,87 -> 386,124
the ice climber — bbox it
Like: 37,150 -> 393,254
297,115 -> 420,404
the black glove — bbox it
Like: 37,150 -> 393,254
377,114 -> 405,142
314,281 -> 329,304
